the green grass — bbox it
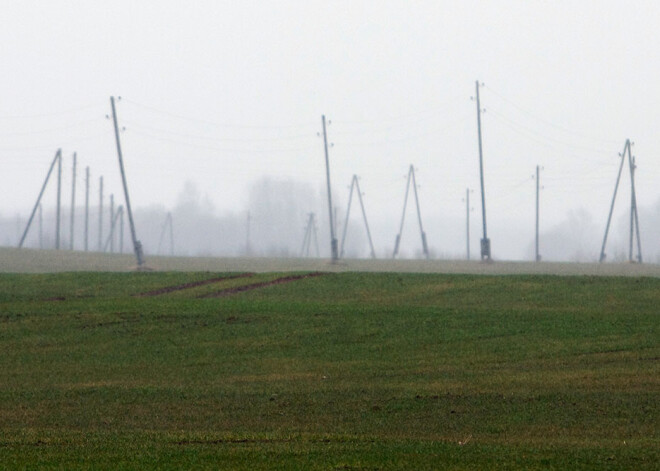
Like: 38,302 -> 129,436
0,272 -> 658,470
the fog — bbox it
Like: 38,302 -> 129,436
2,2 -> 660,264
3,174 -> 660,264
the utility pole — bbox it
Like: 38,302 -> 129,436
104,205 -> 123,253
321,115 -> 338,262
339,175 -> 376,259
474,80 -> 491,261
535,165 -> 542,262
300,213 -> 320,258
629,155 -> 642,263
98,176 -> 103,252
55,151 -> 62,250
393,165 -> 428,259
599,139 -> 642,263
110,96 -> 145,268
355,179 -> 376,259
69,152 -> 77,250
18,149 -> 61,248
600,141 -> 627,262
411,168 -> 429,259
109,194 -> 114,253
84,166 -> 89,251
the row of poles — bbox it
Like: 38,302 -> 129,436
319,81 -> 491,263
17,85 -> 643,265
18,152 -> 176,256
321,81 -> 643,263
17,150 -> 126,253
320,82 -> 491,263
19,97 -> 146,268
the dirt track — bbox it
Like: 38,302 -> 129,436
2,247 -> 660,277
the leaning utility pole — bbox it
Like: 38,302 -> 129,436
474,81 -> 491,261
55,151 -> 62,250
599,139 -> 642,263
19,149 -> 62,248
411,166 -> 428,259
69,152 -> 77,250
321,115 -> 338,262
300,213 -> 320,258
339,175 -> 376,259
393,165 -> 429,259
103,204 -> 124,253
535,165 -> 542,262
84,166 -> 90,251
110,96 -> 145,268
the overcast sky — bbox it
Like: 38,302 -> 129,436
2,1 -> 660,260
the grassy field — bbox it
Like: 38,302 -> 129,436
3,246 -> 660,277
0,271 -> 658,470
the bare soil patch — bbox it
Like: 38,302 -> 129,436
200,272 -> 325,298
136,273 -> 254,297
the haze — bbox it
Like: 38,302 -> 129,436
2,1 -> 660,262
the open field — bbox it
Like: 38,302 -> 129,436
2,247 -> 660,277
0,270 -> 658,469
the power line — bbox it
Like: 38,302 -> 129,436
483,85 -> 619,145
0,118 -> 105,137
331,96 -> 465,126
332,113 -> 473,147
486,107 -> 613,155
122,98 -> 317,129
121,119 -> 317,143
127,128 -> 318,155
0,132 -> 110,152
0,103 -> 102,120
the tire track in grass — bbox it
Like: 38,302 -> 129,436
135,273 -> 254,297
199,272 -> 325,298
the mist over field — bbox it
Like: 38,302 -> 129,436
2,2 -> 660,268
3,177 -> 659,264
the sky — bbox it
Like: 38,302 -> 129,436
2,1 -> 660,261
